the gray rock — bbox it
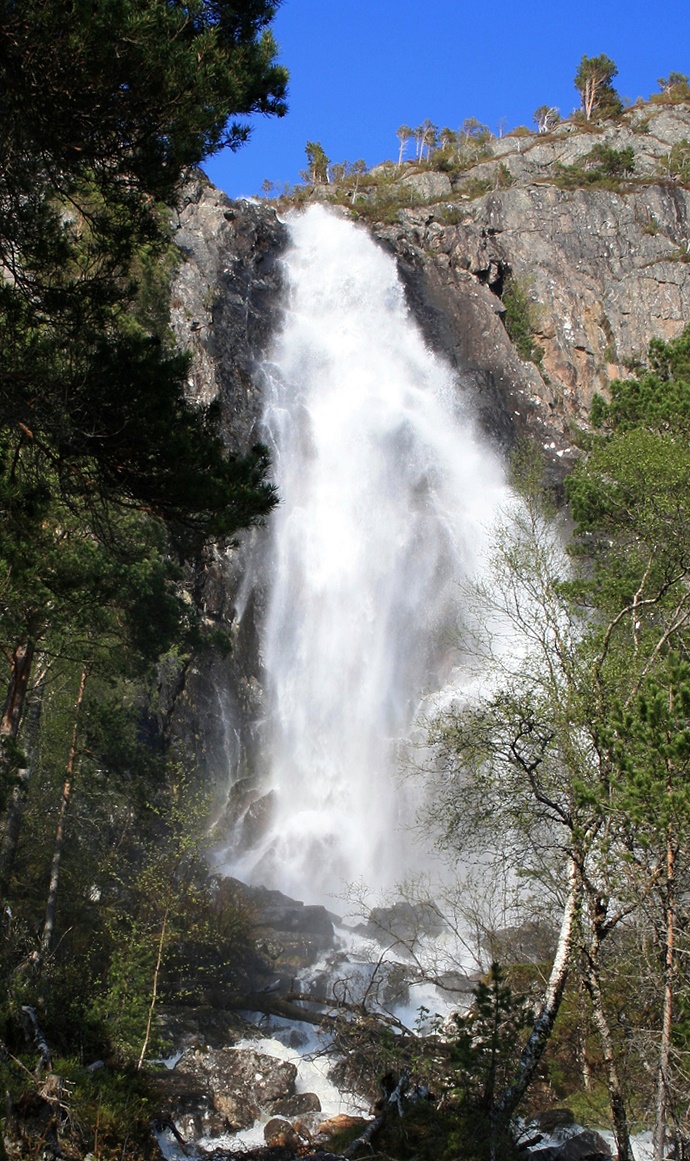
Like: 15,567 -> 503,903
163,181 -> 289,801
270,1092 -> 322,1116
519,1117 -> 612,1161
400,170 -> 452,201
161,1046 -> 298,1136
368,899 -> 446,942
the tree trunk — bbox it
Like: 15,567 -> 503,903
0,640 -> 36,900
137,890 -> 171,1071
497,855 -> 580,1122
583,904 -> 632,1161
1,640 -> 35,739
584,79 -> 595,120
654,834 -> 675,1161
40,666 -> 87,957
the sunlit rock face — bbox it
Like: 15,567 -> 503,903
374,180 -> 690,459
369,103 -> 690,462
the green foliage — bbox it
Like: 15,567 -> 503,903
0,1 -> 285,1138
657,138 -> 690,183
460,117 -> 492,144
652,73 -> 690,103
501,276 -> 545,366
304,140 -> 331,184
0,1057 -> 156,1160
608,654 -> 690,833
426,325 -> 690,1144
495,163 -> 515,189
456,176 -> 493,200
449,965 -> 534,1115
534,105 -> 561,133
555,144 -> 635,190
588,326 -> 690,433
586,144 -> 635,176
574,54 -> 623,120
348,181 -> 421,224
0,0 -> 287,204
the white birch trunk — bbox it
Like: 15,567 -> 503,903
497,854 -> 580,1121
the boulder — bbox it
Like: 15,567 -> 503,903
264,1116 -> 303,1149
367,899 -> 445,942
519,1116 -> 612,1161
270,1092 -> 322,1116
316,1114 -> 368,1139
159,1046 -> 298,1137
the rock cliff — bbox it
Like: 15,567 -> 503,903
367,101 -> 690,466
165,181 -> 288,790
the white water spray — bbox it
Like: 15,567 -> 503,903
230,205 -> 512,904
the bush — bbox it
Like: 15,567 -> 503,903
657,139 -> 690,184
502,276 -> 545,366
554,145 -> 635,191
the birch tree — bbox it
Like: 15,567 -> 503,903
533,105 -> 560,133
425,460 -> 643,1155
425,479 -> 616,1135
396,124 -> 413,166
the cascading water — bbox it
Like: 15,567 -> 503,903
228,204 -> 512,906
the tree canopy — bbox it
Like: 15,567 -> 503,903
574,53 -> 622,120
427,326 -> 690,1159
0,1 -> 286,1124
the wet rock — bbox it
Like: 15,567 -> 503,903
271,1025 -> 310,1050
270,1092 -> 322,1116
487,919 -> 557,965
518,1116 -> 612,1161
316,1114 -> 368,1138
157,1046 -> 298,1138
165,182 -> 289,797
264,1117 -> 302,1148
155,1003 -> 250,1052
367,900 -> 445,942
435,969 -> 478,999
222,878 -> 338,980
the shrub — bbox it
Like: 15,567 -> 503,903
502,275 -> 545,367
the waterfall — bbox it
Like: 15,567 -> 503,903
228,204 -> 511,905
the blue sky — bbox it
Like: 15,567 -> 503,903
204,0 -> 690,200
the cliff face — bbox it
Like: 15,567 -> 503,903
167,103 -> 690,792
369,103 -> 690,469
165,181 -> 288,792
174,104 -> 690,477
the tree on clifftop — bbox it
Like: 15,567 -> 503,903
574,54 -> 622,120
533,105 -> 560,133
396,125 -> 414,166
304,140 -> 331,183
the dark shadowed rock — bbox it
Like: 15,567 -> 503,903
518,1116 -> 612,1161
156,1046 -> 298,1139
264,1117 -> 302,1148
367,899 -> 446,942
270,1092 -> 322,1116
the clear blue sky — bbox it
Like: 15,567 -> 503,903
203,0 -> 690,200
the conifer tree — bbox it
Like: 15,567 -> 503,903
574,54 -> 622,120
